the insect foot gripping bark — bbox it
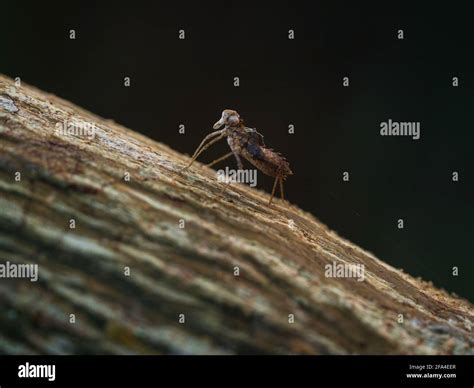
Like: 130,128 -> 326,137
181,109 -> 293,205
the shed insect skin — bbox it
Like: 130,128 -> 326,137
182,109 -> 293,205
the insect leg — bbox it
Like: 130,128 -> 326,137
218,149 -> 242,192
279,178 -> 285,200
183,131 -> 225,169
206,152 -> 233,168
269,176 -> 279,205
191,129 -> 225,159
232,151 -> 244,170
218,148 -> 243,196
227,137 -> 244,171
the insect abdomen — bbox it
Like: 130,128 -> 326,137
241,146 -> 292,179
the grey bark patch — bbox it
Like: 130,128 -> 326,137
0,95 -> 19,113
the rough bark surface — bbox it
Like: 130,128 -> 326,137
0,74 -> 472,355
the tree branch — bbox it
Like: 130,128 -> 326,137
0,74 -> 472,355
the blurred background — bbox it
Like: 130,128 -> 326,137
1,2 -> 472,301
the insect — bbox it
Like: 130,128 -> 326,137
182,109 -> 292,205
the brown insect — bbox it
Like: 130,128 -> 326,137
182,109 -> 292,204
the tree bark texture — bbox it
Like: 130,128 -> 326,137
0,74 -> 472,355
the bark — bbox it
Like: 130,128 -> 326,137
0,74 -> 472,355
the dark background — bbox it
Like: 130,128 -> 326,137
1,2 -> 473,301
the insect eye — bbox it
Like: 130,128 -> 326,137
228,115 -> 239,124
